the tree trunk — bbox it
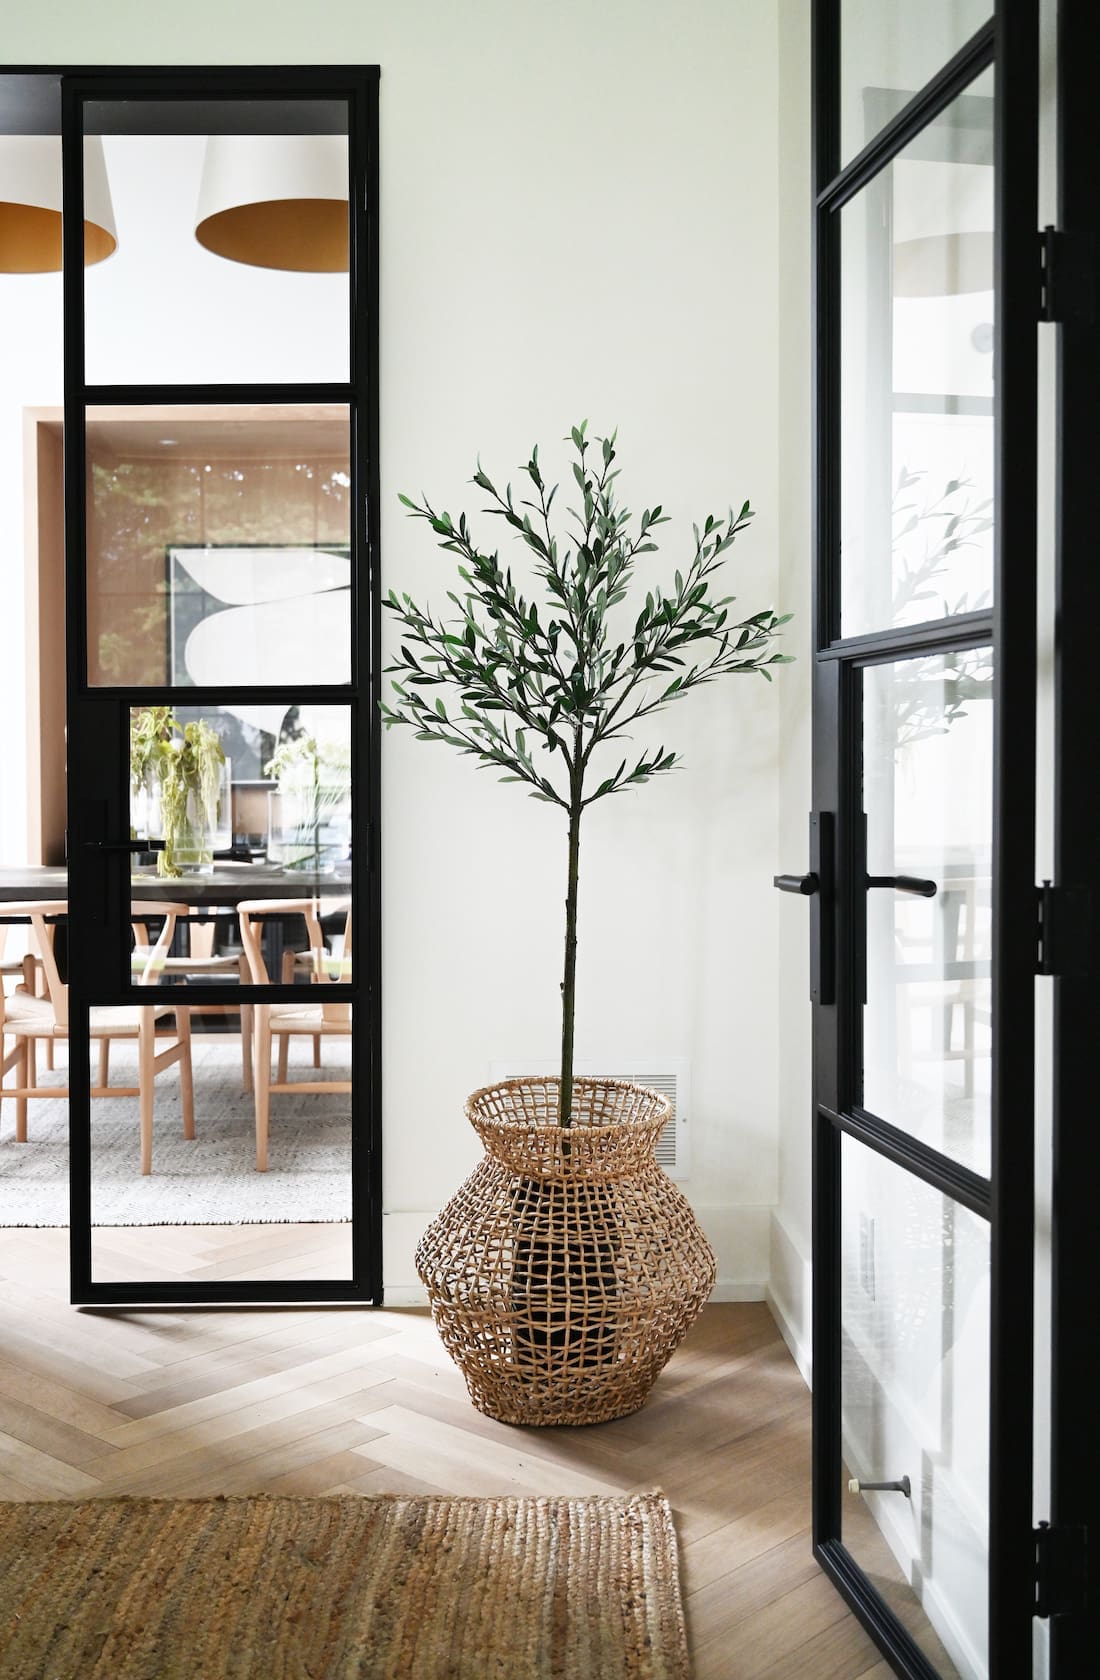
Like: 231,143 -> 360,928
559,785 -> 582,1127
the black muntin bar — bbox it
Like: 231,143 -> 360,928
84,383 -> 352,406
816,21 -> 995,215
818,609 -> 994,665
828,1105 -> 992,1222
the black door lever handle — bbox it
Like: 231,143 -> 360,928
866,874 -> 937,898
774,873 -> 819,895
83,839 -> 163,853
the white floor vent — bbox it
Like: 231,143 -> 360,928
489,1058 -> 691,1180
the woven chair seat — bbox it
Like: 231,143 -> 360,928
2,992 -> 175,1038
266,1002 -> 351,1034
131,951 -> 242,976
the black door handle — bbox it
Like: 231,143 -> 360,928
867,874 -> 937,898
776,815 -> 835,1006
83,839 -> 163,853
774,873 -> 819,895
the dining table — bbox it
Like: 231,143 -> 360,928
0,864 -> 352,909
0,865 -> 353,981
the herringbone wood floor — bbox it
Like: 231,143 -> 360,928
0,1225 -> 899,1679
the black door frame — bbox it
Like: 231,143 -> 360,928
1049,0 -> 1099,1668
808,6 -> 1038,1676
0,63 -> 382,1305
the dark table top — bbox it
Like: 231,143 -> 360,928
0,865 -> 352,910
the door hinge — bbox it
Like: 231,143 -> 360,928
1040,226 -> 1096,324
1035,1521 -> 1089,1619
1036,881 -> 1092,977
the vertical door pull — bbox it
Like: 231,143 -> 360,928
774,814 -> 834,1005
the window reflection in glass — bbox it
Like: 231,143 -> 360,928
839,1 -> 991,168
83,100 -> 349,386
840,69 -> 994,637
841,1136 -> 988,1678
863,649 -> 993,1176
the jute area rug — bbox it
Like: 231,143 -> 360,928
0,1493 -> 689,1679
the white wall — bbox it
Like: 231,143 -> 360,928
1,0 -> 793,1299
771,0 -> 814,1374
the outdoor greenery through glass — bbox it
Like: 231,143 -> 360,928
382,424 -> 791,1124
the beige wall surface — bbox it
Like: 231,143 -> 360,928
1,1 -> 800,1298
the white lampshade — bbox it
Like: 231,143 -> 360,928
892,158 -> 993,298
0,135 -> 117,273
194,134 -> 348,272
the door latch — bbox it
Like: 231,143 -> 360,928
1036,881 -> 1092,977
1035,1521 -> 1088,1619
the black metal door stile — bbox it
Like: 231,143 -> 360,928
50,65 -> 383,1306
1050,0 -> 1100,1669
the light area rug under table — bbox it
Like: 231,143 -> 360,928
0,1040 -> 352,1228
0,1492 -> 689,1679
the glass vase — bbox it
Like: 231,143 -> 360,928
157,758 -> 231,876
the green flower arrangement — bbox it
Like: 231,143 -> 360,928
129,708 -> 226,879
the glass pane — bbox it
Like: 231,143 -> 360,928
841,1137 -> 988,1678
840,1 -> 991,167
83,99 -> 349,385
129,702 -> 353,979
87,406 -> 351,687
840,69 -> 994,638
863,651 -> 992,1176
87,999 -> 354,1284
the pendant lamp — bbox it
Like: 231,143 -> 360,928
194,135 -> 348,272
891,158 -> 993,299
0,136 -> 117,273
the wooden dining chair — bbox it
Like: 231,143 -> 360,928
277,895 -> 352,1078
237,898 -> 351,1172
0,920 -> 34,1108
0,900 -> 193,1175
128,904 -> 253,1093
1,915 -> 54,1072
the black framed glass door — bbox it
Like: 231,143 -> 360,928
60,67 -> 381,1305
800,6 -> 1038,1675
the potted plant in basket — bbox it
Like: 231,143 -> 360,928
384,423 -> 791,1425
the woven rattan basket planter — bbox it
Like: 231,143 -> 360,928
415,1076 -> 717,1426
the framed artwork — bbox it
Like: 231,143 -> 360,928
167,541 -> 352,785
166,542 -> 351,689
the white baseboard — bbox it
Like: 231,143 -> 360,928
382,1283 -> 430,1308
710,1281 -> 767,1302
765,1284 -> 811,1385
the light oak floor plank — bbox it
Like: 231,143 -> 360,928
0,1226 -> 951,1675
